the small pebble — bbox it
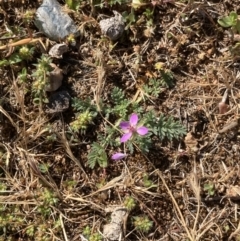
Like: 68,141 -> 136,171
49,43 -> 69,58
46,91 -> 71,113
99,11 -> 125,41
45,63 -> 63,92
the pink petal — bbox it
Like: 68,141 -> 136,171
111,153 -> 127,160
129,113 -> 138,126
120,132 -> 132,143
136,126 -> 148,136
120,121 -> 130,130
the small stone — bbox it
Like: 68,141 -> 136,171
35,0 -> 79,41
46,91 -> 71,113
49,43 -> 69,58
45,63 -> 63,92
103,223 -> 122,241
103,207 -> 127,241
99,11 -> 125,41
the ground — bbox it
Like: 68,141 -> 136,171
0,0 -> 240,241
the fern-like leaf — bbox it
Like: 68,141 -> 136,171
156,114 -> 186,140
72,97 -> 97,112
87,142 -> 108,169
145,112 -> 186,141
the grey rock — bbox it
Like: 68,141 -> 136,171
46,91 -> 71,113
103,207 -> 127,240
49,43 -> 69,58
103,223 -> 122,241
99,11 -> 125,41
45,63 -> 63,92
35,0 -> 79,41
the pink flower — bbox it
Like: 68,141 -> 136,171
112,153 -> 127,160
120,113 -> 148,143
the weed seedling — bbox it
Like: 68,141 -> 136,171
0,45 -> 34,67
142,174 -> 154,188
124,196 -> 136,211
37,188 -> 59,217
66,0 -> 82,11
70,110 -> 96,133
32,55 -> 53,105
133,215 -> 153,233
204,182 -> 215,196
218,11 -> 240,34
82,226 -> 102,241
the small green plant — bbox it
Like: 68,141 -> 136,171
133,215 -> 153,233
143,8 -> 154,26
87,142 -> 108,169
143,78 -> 163,98
122,9 -> 136,30
38,163 -> 50,173
124,196 -> 136,211
66,0 -> 81,11
107,86 -> 130,118
70,78 -> 185,168
37,188 -> 59,216
17,67 -> 28,83
32,55 -> 53,105
70,110 -> 96,133
82,225 -> 91,236
0,205 -> 24,234
26,226 -> 35,237
204,182 -> 215,196
0,45 -> 34,67
82,226 -> 102,241
145,111 -> 186,141
142,174 -> 153,188
89,233 -> 103,241
22,10 -> 35,25
218,11 -> 240,33
70,97 -> 98,133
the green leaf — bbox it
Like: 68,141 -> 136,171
229,11 -> 238,22
87,142 -> 108,169
218,12 -> 238,28
0,59 -> 9,67
235,19 -> 240,33
145,112 -> 186,141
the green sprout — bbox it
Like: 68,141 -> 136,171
133,215 -> 153,233
19,46 -> 34,61
17,67 -> 28,84
124,196 -> 136,211
37,188 -> 59,217
218,11 -> 240,33
89,233 -> 103,241
87,142 -> 108,169
26,226 -> 35,237
22,10 -> 35,25
204,182 -> 215,196
65,0 -> 81,11
0,45 -> 34,67
142,174 -> 153,188
70,110 -> 95,133
82,226 -> 102,241
32,55 -> 53,105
